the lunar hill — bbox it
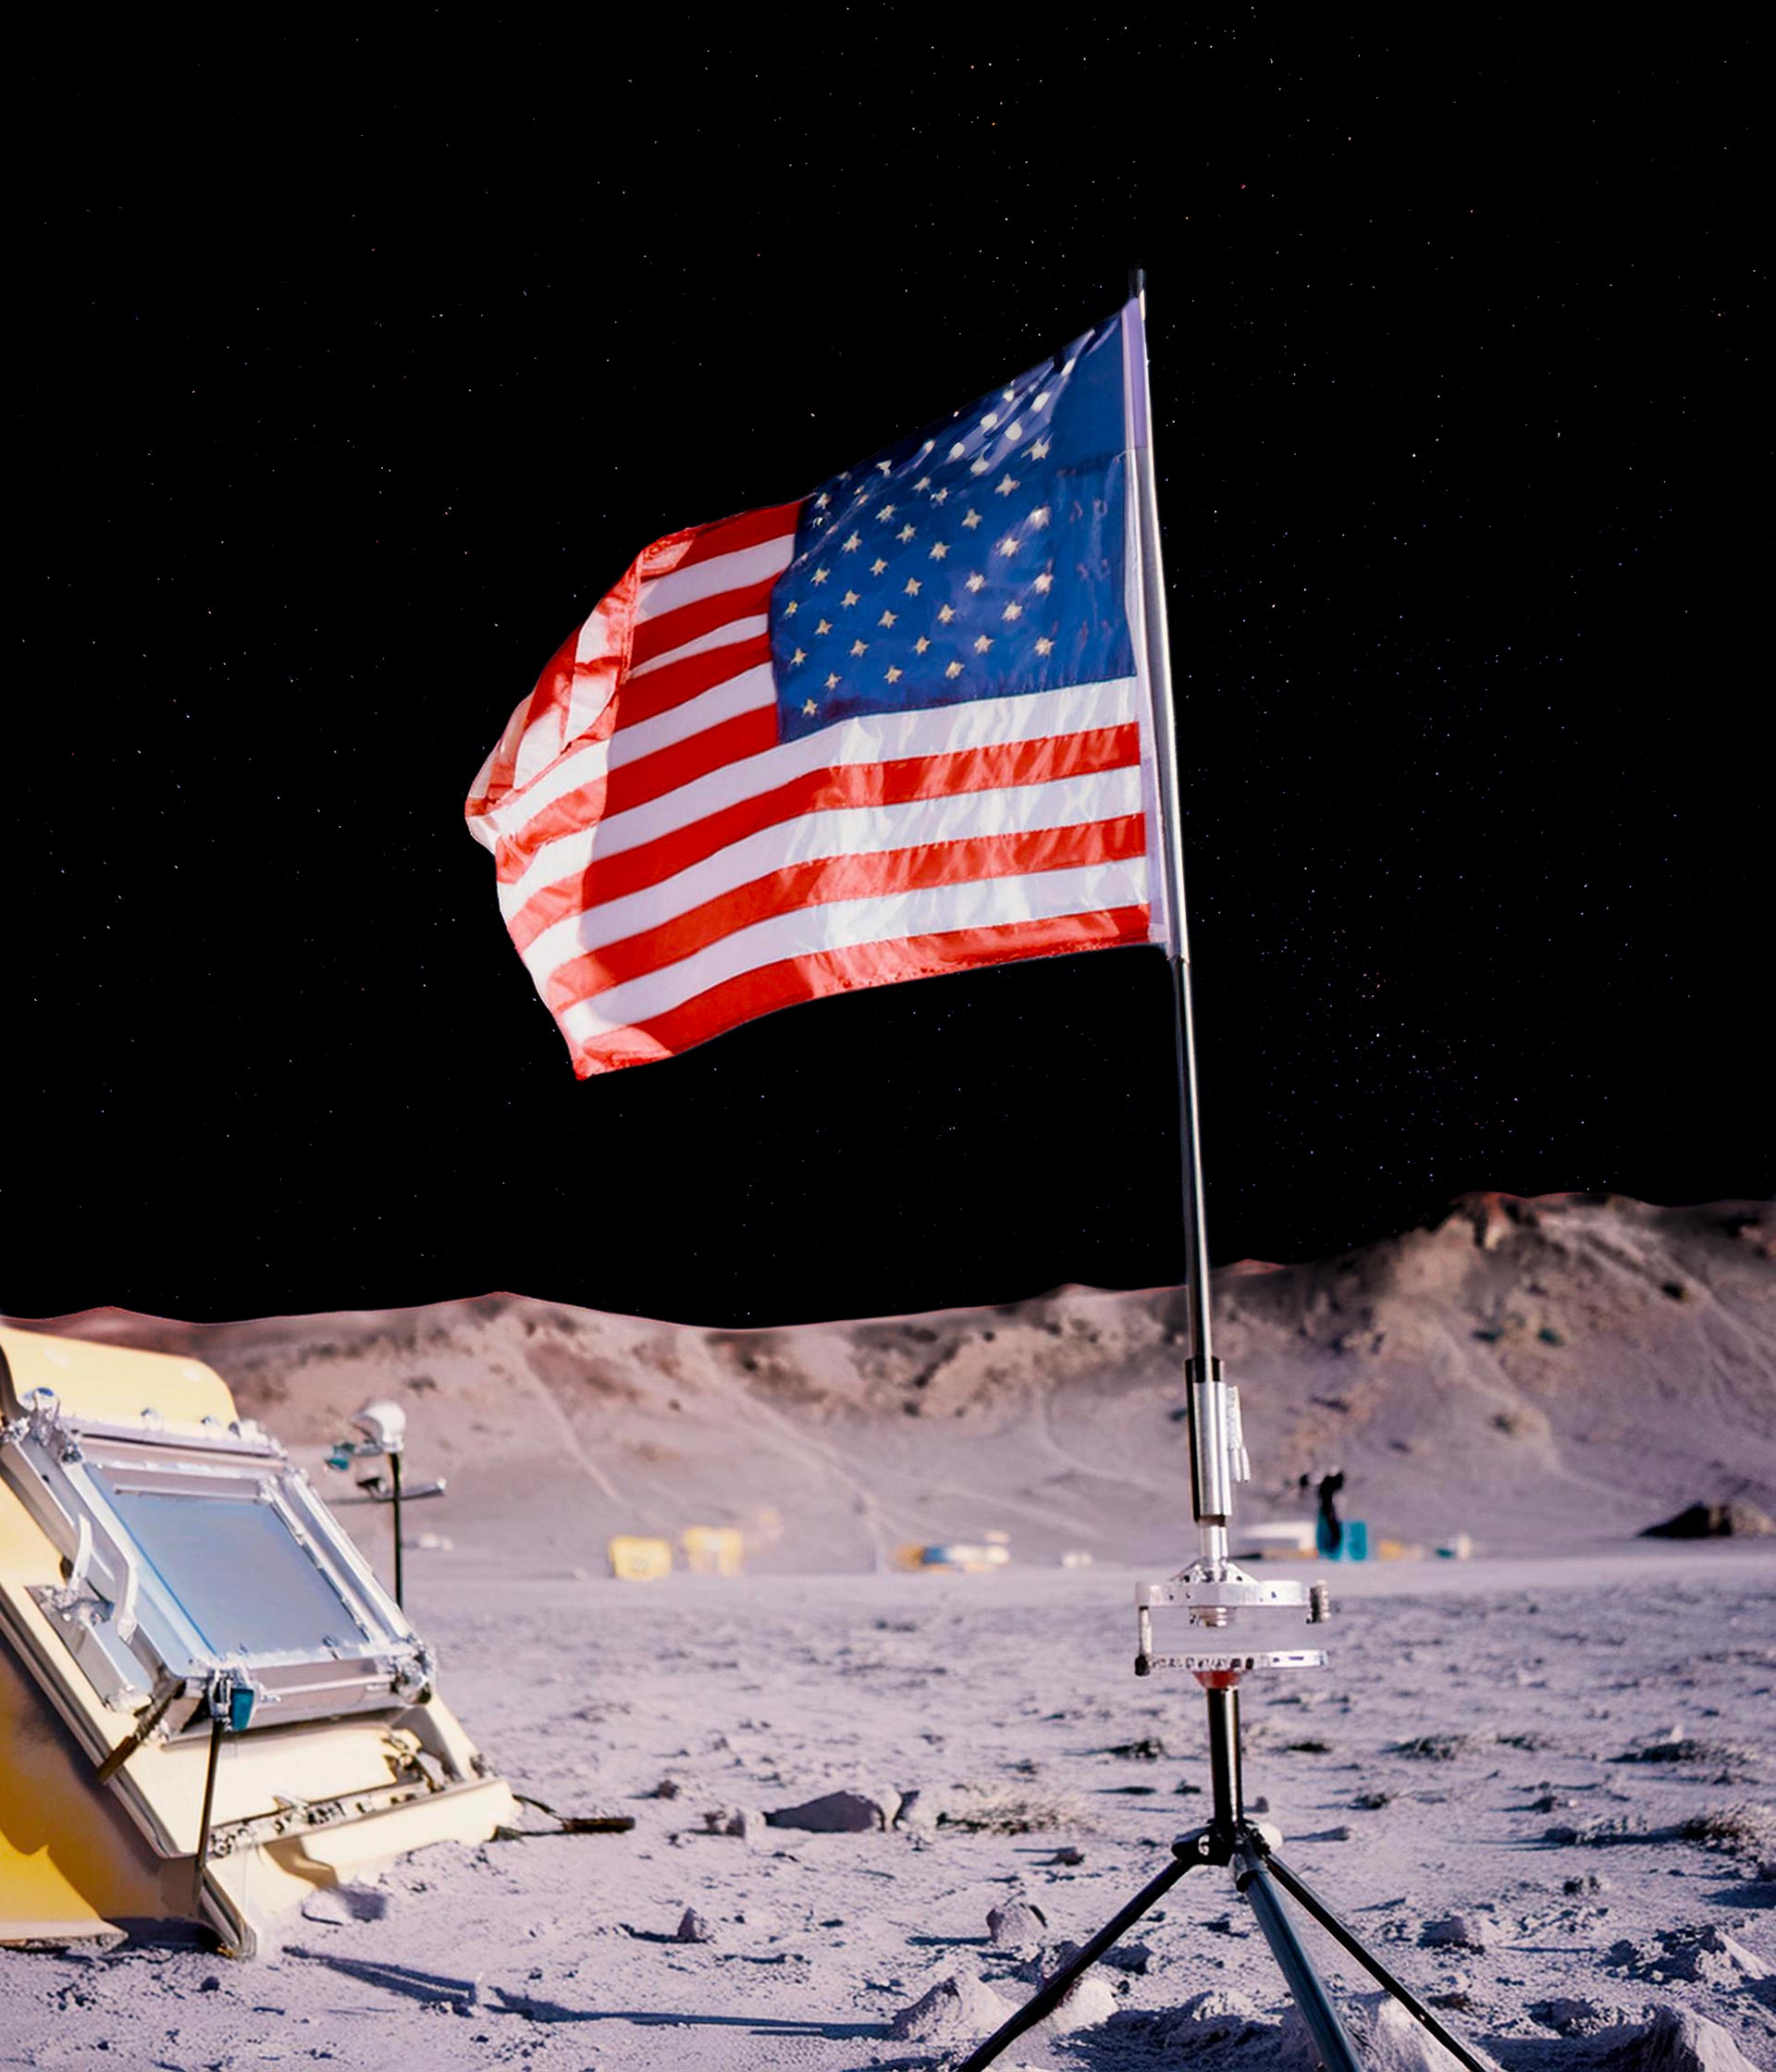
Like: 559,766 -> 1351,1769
12,1193 -> 1771,1572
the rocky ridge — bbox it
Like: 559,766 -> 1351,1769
8,1193 -> 1771,1571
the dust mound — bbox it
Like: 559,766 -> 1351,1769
1674,1802 -> 1776,1860
1604,2006 -> 1767,2072
8,1194 -> 1773,1572
1607,1924 -> 1770,1987
1275,1992 -> 1503,2069
888,1970 -> 1016,2041
928,1782 -> 1090,1835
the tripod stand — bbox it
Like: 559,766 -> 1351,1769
955,1678 -> 1487,2071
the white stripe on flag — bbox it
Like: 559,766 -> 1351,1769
634,536 -> 795,623
559,856 -> 1152,1042
608,664 -> 776,769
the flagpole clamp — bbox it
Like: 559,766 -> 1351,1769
1135,1562 -> 1330,1677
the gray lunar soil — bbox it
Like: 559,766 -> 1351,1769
3,1193 -> 1773,2068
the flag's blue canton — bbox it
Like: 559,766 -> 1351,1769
769,314 -> 1133,745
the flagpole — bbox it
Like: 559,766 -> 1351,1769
956,288 -> 1490,2072
1123,278 -> 1237,1573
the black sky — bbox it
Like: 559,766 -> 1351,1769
12,20 -> 1768,1326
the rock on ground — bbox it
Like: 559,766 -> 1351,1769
985,1899 -> 1048,1954
701,1804 -> 767,1840
767,1787 -> 899,1832
1420,1912 -> 1494,1951
1101,1938 -> 1154,1974
1533,1997 -> 1639,2037
297,1881 -> 391,1925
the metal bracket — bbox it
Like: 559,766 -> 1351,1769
94,1675 -> 192,1784
1138,1648 -> 1329,1676
1136,1559 -> 1331,1678
1141,1564 -> 1315,1613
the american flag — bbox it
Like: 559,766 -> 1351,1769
466,298 -> 1175,1077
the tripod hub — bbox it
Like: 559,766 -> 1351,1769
1134,1559 -> 1331,1677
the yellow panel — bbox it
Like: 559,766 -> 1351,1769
0,1640 -> 183,1941
0,1326 -> 237,1431
0,1479 -> 65,1592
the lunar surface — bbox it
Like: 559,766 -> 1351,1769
4,1194 -> 1773,2067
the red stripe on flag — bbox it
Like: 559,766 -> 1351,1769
667,500 -> 800,570
500,722 -> 1142,941
603,707 -> 780,820
609,633 -> 771,734
542,814 -> 1148,1013
563,906 -> 1153,1077
629,574 -> 778,672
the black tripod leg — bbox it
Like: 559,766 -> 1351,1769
1233,1841 -> 1363,2072
951,1834 -> 1211,2072
1261,1850 -> 1490,2072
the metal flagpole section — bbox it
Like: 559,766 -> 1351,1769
1122,279 -> 1236,1570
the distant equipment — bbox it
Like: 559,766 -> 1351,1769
0,1326 -> 512,1955
348,1398 -> 405,1454
1235,1519 -> 1317,1560
327,1398 -> 446,1608
894,1540 -> 1011,1573
606,1535 -> 672,1582
680,1526 -> 745,1576
1314,1517 -> 1369,1561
